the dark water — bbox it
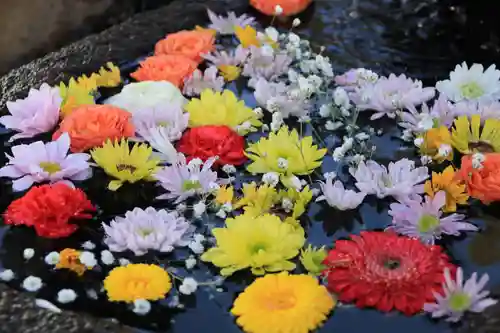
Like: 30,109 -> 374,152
1,0 -> 500,332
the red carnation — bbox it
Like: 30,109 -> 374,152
322,231 -> 456,315
4,183 -> 95,238
177,125 -> 246,167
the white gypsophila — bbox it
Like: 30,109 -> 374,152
193,201 -> 206,219
281,198 -> 293,212
81,241 -> 96,250
438,144 -> 452,157
185,256 -> 197,270
119,258 -> 131,266
221,203 -> 233,212
333,137 -> 354,162
0,269 -> 14,282
133,299 -> 151,315
189,241 -> 204,254
44,252 -> 60,265
325,120 -> 343,131
194,234 -> 205,243
254,78 -> 310,118
334,87 -> 351,109
79,251 -> 97,268
319,104 -> 332,118
292,18 -> 301,27
222,164 -> 236,174
23,276 -> 42,292
277,158 -> 289,170
324,172 -> 337,180
23,248 -> 35,260
57,289 -> 77,304
100,250 -> 115,265
216,209 -> 227,219
179,277 -> 198,295
262,172 -> 280,187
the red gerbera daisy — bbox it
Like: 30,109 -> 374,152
4,183 -> 95,238
322,231 -> 456,315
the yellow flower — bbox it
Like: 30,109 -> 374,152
59,78 -> 95,117
201,213 -> 305,276
300,245 -> 327,276
218,64 -> 241,81
104,264 -> 171,302
451,115 -> 500,154
246,126 -> 327,178
56,248 -> 89,276
231,272 -> 335,333
419,126 -> 453,162
215,186 -> 234,206
195,25 -> 217,36
184,89 -> 262,134
235,25 -> 261,48
93,62 -> 121,88
90,139 -> 160,191
234,182 -> 280,216
424,165 -> 469,212
280,186 -> 313,219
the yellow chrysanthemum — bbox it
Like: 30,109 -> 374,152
451,115 -> 500,154
104,264 -> 171,302
195,25 -> 217,36
235,25 -> 261,48
246,126 -> 327,179
299,245 -> 327,276
419,126 -> 453,162
184,89 -> 262,135
215,186 -> 235,206
201,213 -> 305,276
55,248 -> 89,276
59,78 -> 95,117
231,272 -> 335,333
93,62 -> 121,88
91,139 -> 160,191
234,182 -> 280,216
280,186 -> 313,219
424,165 -> 469,212
218,64 -> 241,81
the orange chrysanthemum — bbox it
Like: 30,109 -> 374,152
131,55 -> 198,88
250,0 -> 312,16
53,104 -> 135,152
457,153 -> 500,204
155,30 -> 215,63
56,248 -> 89,276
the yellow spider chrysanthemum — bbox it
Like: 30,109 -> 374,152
424,165 -> 469,212
55,248 -> 89,276
201,213 -> 305,276
91,139 -> 160,191
279,186 -> 313,219
231,272 -> 335,333
299,245 -> 327,276
451,115 -> 500,154
218,64 -> 241,82
419,126 -> 453,162
214,186 -> 235,206
59,78 -> 95,117
235,25 -> 261,48
184,89 -> 262,135
92,62 -> 122,88
246,126 -> 327,179
234,182 -> 280,216
104,264 -> 171,302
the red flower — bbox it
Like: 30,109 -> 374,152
322,231 -> 456,315
4,183 -> 95,238
177,125 -> 247,167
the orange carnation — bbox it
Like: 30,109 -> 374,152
250,0 -> 312,16
155,30 -> 215,63
53,105 -> 134,153
131,55 -> 198,88
457,153 -> 500,203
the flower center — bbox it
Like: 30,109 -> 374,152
382,257 -> 401,270
157,121 -> 169,127
468,141 -> 495,153
138,228 -> 154,237
39,162 -> 62,174
460,82 -> 484,99
182,180 -> 202,191
250,243 -> 268,254
264,291 -> 297,310
448,292 -> 472,312
417,214 -> 440,233
116,164 -> 137,173
381,174 -> 392,187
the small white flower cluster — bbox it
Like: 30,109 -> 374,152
179,277 -> 198,295
193,201 -> 206,219
262,172 -> 280,187
188,234 -> 205,254
333,137 -> 354,162
472,153 -> 486,169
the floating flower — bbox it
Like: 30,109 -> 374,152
105,81 -> 186,115
182,66 -> 224,96
131,55 -> 198,87
92,62 -> 121,87
418,126 -> 453,163
214,186 -> 234,206
436,62 -> 500,103
207,10 -> 255,35
104,264 -> 171,302
0,134 -> 91,191
201,213 -> 305,276
254,78 -> 310,118
300,245 -> 327,276
184,89 -> 262,134
133,103 -> 189,144
204,46 -> 249,82
58,78 -> 95,117
56,248 -> 89,276
323,231 -> 456,315
4,183 -> 95,238
231,272 -> 334,333
350,74 -> 435,120
399,95 -> 456,134
451,115 -> 500,154
103,207 -> 193,255
457,153 -> 500,203
235,25 -> 261,48
53,104 -> 134,153
138,127 -> 178,164
349,159 -> 428,201
424,268 -> 497,322
23,276 -> 43,292
155,30 -> 215,63
177,125 -> 246,167
90,139 -> 160,191
234,182 -> 279,216
155,154 -> 220,203
0,83 -> 61,142
316,178 -> 366,211
57,289 -> 77,304
453,101 -> 500,121
279,186 -> 313,219
424,166 -> 469,212
250,0 -> 313,16
243,47 -> 292,84
334,68 -> 379,92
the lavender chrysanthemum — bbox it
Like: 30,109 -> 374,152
183,67 -> 225,96
207,9 -> 255,35
203,45 -> 249,67
243,46 -> 292,87
253,78 -> 310,118
334,68 -> 379,92
133,103 -> 189,143
424,268 -> 497,322
349,158 -> 428,201
0,133 -> 91,191
103,207 -> 194,255
316,177 -> 366,210
0,83 -> 61,142
388,191 -> 477,244
399,95 -> 456,134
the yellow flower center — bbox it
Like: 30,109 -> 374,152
417,214 -> 440,233
138,228 -> 154,237
264,291 -> 297,310
449,292 -> 472,312
157,121 -> 169,127
250,243 -> 268,254
218,65 -> 241,82
116,164 -> 137,173
460,82 -> 484,99
39,162 -> 62,174
182,180 -> 202,191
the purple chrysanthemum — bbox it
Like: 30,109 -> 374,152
207,9 -> 255,35
183,66 -> 225,96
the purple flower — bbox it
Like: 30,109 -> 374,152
207,10 -> 255,35
183,66 -> 225,96
350,74 -> 435,120
334,68 -> 379,92
0,133 -> 91,191
103,207 -> 194,255
388,191 -> 477,244
132,103 -> 189,143
243,46 -> 292,86
453,100 -> 500,122
399,95 -> 456,134
203,45 -> 249,67
253,78 -> 310,118
316,177 -> 366,210
424,268 -> 497,322
0,83 -> 61,142
349,158 -> 428,201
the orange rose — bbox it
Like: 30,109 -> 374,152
457,153 -> 500,203
53,105 -> 135,153
155,30 -> 215,63
250,0 -> 312,16
131,55 -> 198,87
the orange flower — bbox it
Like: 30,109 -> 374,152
131,55 -> 198,88
457,153 -> 500,203
154,30 -> 215,63
56,248 -> 88,276
250,0 -> 313,16
53,105 -> 134,153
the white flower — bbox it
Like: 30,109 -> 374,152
207,10 -> 255,35
100,250 -> 115,265
333,137 -> 354,161
262,172 -> 280,187
194,234 -> 205,243
185,256 -> 197,270
436,62 -> 500,103
274,5 -> 283,14
414,137 -> 424,147
286,175 -> 303,190
421,155 -> 433,165
23,248 -> 35,260
35,299 -> 62,313
334,87 -> 350,109
0,269 -> 14,281
189,241 -> 204,254
179,277 -> 198,295
79,251 -> 97,268
133,299 -> 151,315
277,158 -> 289,170
215,209 -> 227,219
438,144 -> 452,157
323,172 -> 337,180
119,258 -> 131,266
325,120 -> 343,131
319,104 -> 332,117
23,276 -> 42,292
176,203 -> 187,213
137,126 -> 181,164
57,289 -> 77,304
44,252 -> 60,265
281,198 -> 293,212
86,289 -> 98,300
81,241 -> 96,250
183,66 -> 225,97
292,18 -> 301,27
222,164 -> 236,174
193,201 -> 206,218
317,178 -> 366,210
271,112 -> 284,131
355,132 -> 370,141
